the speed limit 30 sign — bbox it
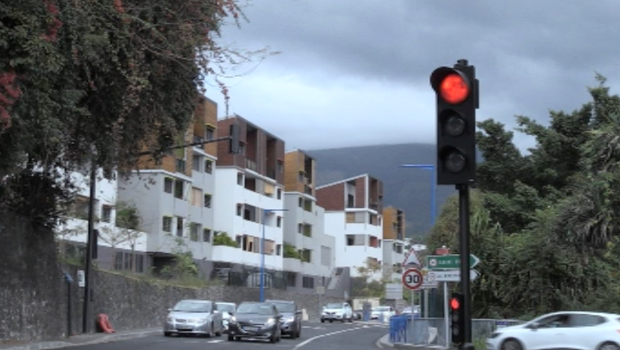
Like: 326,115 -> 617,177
402,268 -> 423,290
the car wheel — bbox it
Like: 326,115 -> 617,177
227,335 -> 234,341
320,318 -> 325,323
501,339 -> 523,350
164,332 -> 172,337
270,331 -> 277,343
329,320 -> 333,323
600,342 -> 620,350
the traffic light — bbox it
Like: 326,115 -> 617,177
430,60 -> 478,185
450,292 -> 465,344
229,123 -> 240,154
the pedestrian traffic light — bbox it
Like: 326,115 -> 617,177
229,123 -> 240,154
430,59 -> 478,185
450,292 -> 465,344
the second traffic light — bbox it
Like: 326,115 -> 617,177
430,60 -> 478,185
450,292 -> 465,344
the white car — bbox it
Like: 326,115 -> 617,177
321,302 -> 354,323
215,302 -> 237,333
486,311 -> 620,350
371,306 -> 395,320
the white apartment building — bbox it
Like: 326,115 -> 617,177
316,174 -> 384,280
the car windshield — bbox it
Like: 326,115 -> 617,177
237,303 -> 273,315
216,303 -> 235,313
326,303 -> 343,309
271,302 -> 295,312
173,301 -> 211,313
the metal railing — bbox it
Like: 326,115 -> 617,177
389,316 -> 523,346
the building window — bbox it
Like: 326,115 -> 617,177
191,187 -> 202,207
276,216 -> 282,228
205,126 -> 215,141
302,276 -> 314,289
300,249 -> 311,263
164,178 -> 173,193
298,198 -> 303,208
286,272 -> 296,287
174,179 -> 184,199
297,224 -> 302,234
205,160 -> 213,174
192,155 -> 201,172
204,194 -> 212,208
203,229 -> 212,243
190,223 -> 200,242
114,252 -> 144,273
237,173 -> 244,185
176,217 -> 184,237
236,204 -> 243,216
278,160 -> 283,174
277,188 -> 282,200
276,244 -> 282,256
162,216 -> 172,232
101,205 -> 112,223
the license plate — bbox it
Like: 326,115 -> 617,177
244,326 -> 258,332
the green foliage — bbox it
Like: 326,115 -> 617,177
212,232 -> 238,248
115,201 -> 140,230
428,75 -> 620,319
0,1 -> 273,229
160,237 -> 199,279
283,242 -> 302,259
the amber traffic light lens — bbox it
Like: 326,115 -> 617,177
440,74 -> 469,104
445,115 -> 466,137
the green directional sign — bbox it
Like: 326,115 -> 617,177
426,254 -> 480,270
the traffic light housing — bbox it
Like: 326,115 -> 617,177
450,292 -> 465,344
430,60 -> 478,185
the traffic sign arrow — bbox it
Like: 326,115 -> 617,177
426,254 -> 480,270
426,270 -> 479,282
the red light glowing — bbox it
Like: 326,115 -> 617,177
450,298 -> 461,310
440,74 -> 469,104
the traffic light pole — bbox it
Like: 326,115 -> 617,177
457,183 -> 473,346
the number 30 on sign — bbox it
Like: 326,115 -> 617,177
402,268 -> 423,290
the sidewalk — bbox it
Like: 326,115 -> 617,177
0,327 -> 161,350
376,333 -> 446,350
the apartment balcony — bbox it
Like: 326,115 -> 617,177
246,159 -> 257,171
304,185 -> 313,195
193,136 -> 204,149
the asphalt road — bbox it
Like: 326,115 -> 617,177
65,322 -> 388,350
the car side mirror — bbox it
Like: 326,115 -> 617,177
529,322 -> 540,330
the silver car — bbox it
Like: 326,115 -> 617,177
164,299 -> 224,337
215,302 -> 237,333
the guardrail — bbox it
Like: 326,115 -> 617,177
389,316 -> 523,346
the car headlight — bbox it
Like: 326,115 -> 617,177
265,318 -> 276,326
229,316 -> 237,324
284,316 -> 295,323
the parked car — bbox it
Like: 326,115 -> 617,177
321,302 -> 354,323
353,309 -> 363,320
265,299 -> 302,339
486,311 -> 620,350
215,302 -> 237,333
163,299 -> 223,337
227,302 -> 282,343
371,306 -> 395,320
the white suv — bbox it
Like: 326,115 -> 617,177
321,302 -> 354,323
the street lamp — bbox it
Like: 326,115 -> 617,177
260,208 -> 288,302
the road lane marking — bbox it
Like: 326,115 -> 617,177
292,326 -> 370,350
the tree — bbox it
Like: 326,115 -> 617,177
0,1 -> 272,228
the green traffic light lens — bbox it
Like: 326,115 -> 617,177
445,116 -> 466,137
445,152 -> 466,173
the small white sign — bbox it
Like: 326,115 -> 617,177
316,286 -> 325,295
77,270 -> 85,287
426,270 -> 479,282
385,283 -> 403,299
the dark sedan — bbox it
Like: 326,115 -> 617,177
265,299 -> 302,338
227,302 -> 282,343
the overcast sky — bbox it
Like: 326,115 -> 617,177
206,0 -> 620,152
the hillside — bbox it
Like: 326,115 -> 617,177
306,143 -> 459,240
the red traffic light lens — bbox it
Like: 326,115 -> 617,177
450,297 -> 461,310
440,74 -> 469,104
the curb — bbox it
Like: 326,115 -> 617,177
0,329 -> 161,350
376,334 -> 394,348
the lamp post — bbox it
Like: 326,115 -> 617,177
260,208 -> 288,302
